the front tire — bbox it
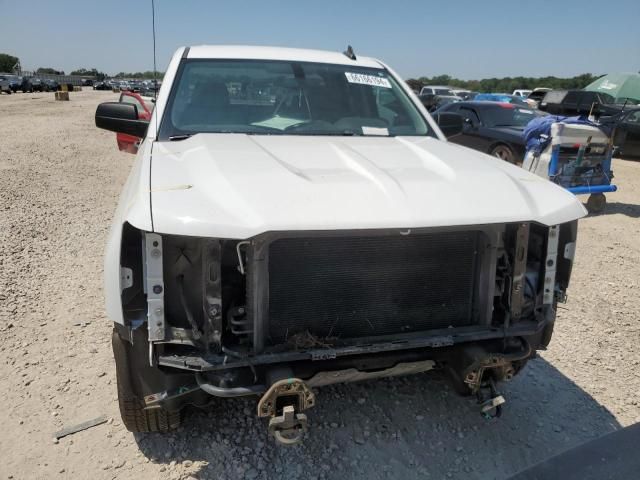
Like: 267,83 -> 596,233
112,327 -> 182,432
490,144 -> 516,164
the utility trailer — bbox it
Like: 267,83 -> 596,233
524,122 -> 617,213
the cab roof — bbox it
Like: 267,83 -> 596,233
185,45 -> 384,69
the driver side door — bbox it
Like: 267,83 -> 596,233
453,106 -> 487,151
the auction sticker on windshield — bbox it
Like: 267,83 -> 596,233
345,72 -> 391,88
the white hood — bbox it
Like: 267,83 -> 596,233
149,134 -> 586,239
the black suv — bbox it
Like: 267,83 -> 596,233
30,77 -> 44,92
42,79 -> 60,92
539,89 -> 615,115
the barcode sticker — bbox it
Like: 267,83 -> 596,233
345,72 -> 392,88
362,126 -> 389,136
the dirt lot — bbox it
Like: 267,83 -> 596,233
0,89 -> 639,480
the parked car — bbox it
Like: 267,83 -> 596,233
417,92 -> 437,111
610,108 -> 640,157
6,75 -> 32,92
538,89 -> 615,116
513,89 -> 532,98
417,93 -> 462,112
526,88 -> 551,108
419,85 -> 454,96
42,79 -> 60,92
452,90 -> 477,101
436,100 -> 545,164
474,93 -> 528,106
140,80 -> 160,96
81,78 -> 94,87
116,91 -> 154,153
0,75 -> 11,94
94,45 -> 585,441
30,77 -> 44,92
93,80 -> 112,90
433,94 -> 462,110
129,80 -> 143,92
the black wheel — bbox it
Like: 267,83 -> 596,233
112,327 -> 182,432
490,144 -> 516,164
586,193 -> 606,213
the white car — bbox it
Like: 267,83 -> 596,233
95,45 -> 586,442
419,85 -> 455,96
513,89 -> 533,98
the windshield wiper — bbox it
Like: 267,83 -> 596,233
168,134 -> 193,141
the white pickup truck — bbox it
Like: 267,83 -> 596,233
96,45 -> 586,442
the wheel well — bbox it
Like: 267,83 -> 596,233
487,142 -> 513,154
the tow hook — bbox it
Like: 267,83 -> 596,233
257,378 -> 315,445
476,378 -> 505,419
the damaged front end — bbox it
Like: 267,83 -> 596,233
113,221 -> 578,442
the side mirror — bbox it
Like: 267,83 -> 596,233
95,102 -> 149,138
434,112 -> 464,138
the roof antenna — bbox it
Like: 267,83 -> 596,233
343,45 -> 357,61
151,0 -> 159,137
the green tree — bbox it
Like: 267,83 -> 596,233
114,71 -> 165,79
407,73 -> 603,93
0,53 -> 20,73
405,78 -> 423,92
70,67 -> 107,80
37,67 -> 65,75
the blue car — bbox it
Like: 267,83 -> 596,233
474,93 -> 528,106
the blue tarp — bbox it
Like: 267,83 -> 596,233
474,93 -> 515,103
522,115 -> 612,155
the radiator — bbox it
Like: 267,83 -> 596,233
264,231 -> 481,345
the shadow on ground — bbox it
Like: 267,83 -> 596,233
135,357 -> 619,480
599,201 -> 640,218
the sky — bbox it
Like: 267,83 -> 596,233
1,0 -> 639,79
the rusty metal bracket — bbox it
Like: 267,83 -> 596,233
544,225 -> 559,305
258,378 -> 315,446
202,239 -> 222,350
268,406 -> 308,445
510,222 -> 530,321
477,379 -> 505,419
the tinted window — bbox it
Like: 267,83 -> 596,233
598,93 -> 614,104
625,111 -> 640,124
543,91 -> 567,104
442,103 -> 460,113
480,105 -> 540,127
459,107 -> 480,124
564,91 -> 579,104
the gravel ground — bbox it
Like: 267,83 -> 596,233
1,90 -> 639,480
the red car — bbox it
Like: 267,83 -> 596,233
117,92 -> 153,153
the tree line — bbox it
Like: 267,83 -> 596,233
406,73 -> 603,93
0,53 -> 19,73
35,67 -> 164,81
112,71 -> 165,79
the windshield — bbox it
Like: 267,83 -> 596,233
482,105 -> 541,127
159,59 -> 431,139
